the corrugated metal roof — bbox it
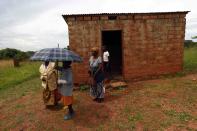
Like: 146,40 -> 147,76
62,11 -> 190,17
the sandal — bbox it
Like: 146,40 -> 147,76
64,112 -> 75,120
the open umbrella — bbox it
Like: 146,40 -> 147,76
30,48 -> 82,62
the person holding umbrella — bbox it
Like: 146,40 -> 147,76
31,48 -> 82,120
56,61 -> 75,120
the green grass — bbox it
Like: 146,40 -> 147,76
164,110 -> 193,122
128,112 -> 143,122
152,99 -> 162,108
79,84 -> 89,91
0,61 -> 41,90
184,47 -> 197,72
0,77 -> 41,103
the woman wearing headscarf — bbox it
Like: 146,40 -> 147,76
39,61 -> 61,107
56,61 -> 74,120
89,47 -> 105,103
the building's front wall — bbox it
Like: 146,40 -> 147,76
65,13 -> 187,84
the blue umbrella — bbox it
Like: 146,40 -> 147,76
30,48 -> 83,62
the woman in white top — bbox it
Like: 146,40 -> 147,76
102,46 -> 110,79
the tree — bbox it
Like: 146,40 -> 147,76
14,51 -> 28,61
0,48 -> 30,67
0,48 -> 20,59
26,51 -> 35,58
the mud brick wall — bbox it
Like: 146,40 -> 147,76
63,12 -> 188,84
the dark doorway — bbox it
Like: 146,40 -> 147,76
102,30 -> 122,75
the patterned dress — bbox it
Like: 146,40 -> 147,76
39,62 -> 60,106
89,56 -> 105,99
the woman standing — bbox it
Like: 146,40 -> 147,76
102,45 -> 111,80
39,61 -> 61,107
56,61 -> 74,120
89,47 -> 105,103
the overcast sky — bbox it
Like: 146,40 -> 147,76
0,0 -> 196,51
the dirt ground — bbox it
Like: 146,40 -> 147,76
0,74 -> 197,131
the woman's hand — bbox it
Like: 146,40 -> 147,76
88,70 -> 91,76
89,77 -> 96,86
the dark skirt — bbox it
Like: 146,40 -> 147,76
90,81 -> 104,98
103,62 -> 110,73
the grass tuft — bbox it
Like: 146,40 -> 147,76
79,84 -> 89,91
184,47 -> 197,73
164,110 -> 193,122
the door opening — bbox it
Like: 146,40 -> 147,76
102,30 -> 122,76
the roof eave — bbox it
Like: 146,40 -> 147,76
62,11 -> 190,17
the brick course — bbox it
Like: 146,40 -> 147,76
63,12 -> 189,84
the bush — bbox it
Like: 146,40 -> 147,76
184,40 -> 197,48
14,51 -> 28,61
79,85 -> 89,91
0,48 -> 34,60
0,48 -> 19,59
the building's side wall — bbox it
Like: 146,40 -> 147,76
67,13 -> 186,84
123,14 -> 186,80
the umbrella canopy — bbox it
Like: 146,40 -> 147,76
30,48 -> 83,62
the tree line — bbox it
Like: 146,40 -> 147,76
0,48 -> 35,60
0,48 -> 35,67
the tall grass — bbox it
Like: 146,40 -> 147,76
184,47 -> 197,72
0,60 -> 13,68
0,60 -> 41,90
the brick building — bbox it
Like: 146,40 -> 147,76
62,11 -> 189,84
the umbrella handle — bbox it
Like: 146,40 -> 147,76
56,61 -> 59,85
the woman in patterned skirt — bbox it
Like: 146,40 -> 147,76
39,61 -> 61,107
89,47 -> 105,103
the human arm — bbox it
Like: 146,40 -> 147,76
55,66 -> 63,71
93,63 -> 102,79
93,56 -> 102,79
